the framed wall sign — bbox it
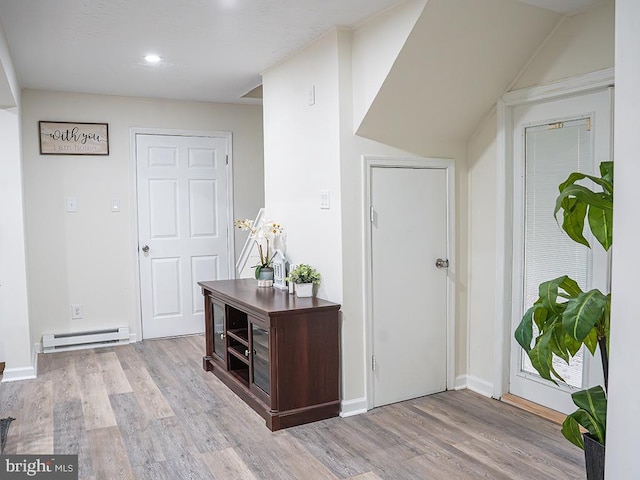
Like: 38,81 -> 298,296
39,121 -> 109,155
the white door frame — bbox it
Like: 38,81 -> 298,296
493,68 -> 615,399
130,127 -> 235,342
363,155 -> 456,410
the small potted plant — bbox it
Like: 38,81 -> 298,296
287,264 -> 321,298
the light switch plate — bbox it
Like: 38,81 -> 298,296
320,190 -> 330,209
308,85 -> 316,106
66,197 -> 78,212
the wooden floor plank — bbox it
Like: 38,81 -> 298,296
53,399 -> 94,478
200,447 -> 258,480
16,380 -> 54,454
0,336 -> 584,479
97,351 -> 133,395
123,364 -> 175,421
87,426 -> 135,480
79,372 -> 117,431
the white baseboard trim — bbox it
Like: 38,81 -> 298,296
2,365 -> 36,382
32,344 -> 39,377
466,375 -> 494,398
340,397 -> 368,417
129,333 -> 138,343
454,374 -> 468,390
452,375 -> 494,398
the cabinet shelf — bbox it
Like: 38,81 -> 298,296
227,328 -> 248,344
229,367 -> 249,385
228,345 -> 250,364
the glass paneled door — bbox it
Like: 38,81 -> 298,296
509,89 -> 611,414
251,324 -> 270,395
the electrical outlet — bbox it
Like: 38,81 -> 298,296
71,304 -> 82,319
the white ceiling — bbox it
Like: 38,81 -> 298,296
0,0 -> 603,105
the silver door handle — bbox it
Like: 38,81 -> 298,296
435,258 -> 449,269
141,245 -> 149,253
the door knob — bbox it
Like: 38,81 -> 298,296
435,258 -> 449,269
141,245 -> 149,253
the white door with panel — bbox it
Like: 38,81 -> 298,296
509,89 -> 611,413
137,133 -> 231,339
370,166 -> 449,408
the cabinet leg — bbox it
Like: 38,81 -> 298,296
202,356 -> 213,371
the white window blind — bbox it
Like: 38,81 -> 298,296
521,117 -> 592,389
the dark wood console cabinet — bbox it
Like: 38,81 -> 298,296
198,279 -> 341,431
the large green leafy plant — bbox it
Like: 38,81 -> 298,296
514,161 -> 613,449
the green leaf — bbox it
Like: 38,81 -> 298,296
515,306 -> 535,352
561,197 -> 590,248
587,203 -> 613,251
600,161 -> 614,185
559,276 -> 583,298
551,322 -> 570,363
254,265 -> 262,280
561,415 -> 585,449
554,184 -> 613,224
569,386 -> 607,445
559,170 -> 613,195
584,327 -> 598,355
538,277 -> 567,314
572,386 -> 607,426
562,289 -> 608,342
532,305 -> 549,330
528,330 -> 558,383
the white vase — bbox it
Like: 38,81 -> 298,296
295,283 -> 313,298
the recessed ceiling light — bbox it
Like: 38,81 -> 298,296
144,54 -> 161,64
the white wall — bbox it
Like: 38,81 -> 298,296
606,0 -> 640,476
262,31 -> 344,303
512,0 -> 614,90
466,110 -> 498,390
0,107 -> 33,380
466,1 -> 615,390
0,19 -> 33,380
21,90 -> 264,346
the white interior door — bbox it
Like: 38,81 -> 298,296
370,166 -> 448,408
136,133 -> 231,339
509,89 -> 611,413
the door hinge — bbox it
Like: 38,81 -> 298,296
372,355 -> 377,371
369,206 -> 374,223
586,117 -> 591,131
226,155 -> 229,165
547,122 -> 564,130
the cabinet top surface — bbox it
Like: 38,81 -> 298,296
198,279 -> 340,314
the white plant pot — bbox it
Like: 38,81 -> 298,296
295,283 -> 314,298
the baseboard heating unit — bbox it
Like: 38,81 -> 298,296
42,327 -> 130,353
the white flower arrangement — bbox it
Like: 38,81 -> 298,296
234,219 -> 284,278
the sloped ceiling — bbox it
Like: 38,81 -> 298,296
355,0 -> 562,156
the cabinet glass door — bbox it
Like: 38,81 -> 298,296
252,325 -> 270,395
212,301 -> 225,361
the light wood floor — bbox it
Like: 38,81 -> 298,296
0,336 -> 585,479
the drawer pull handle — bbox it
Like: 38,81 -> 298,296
244,349 -> 249,357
